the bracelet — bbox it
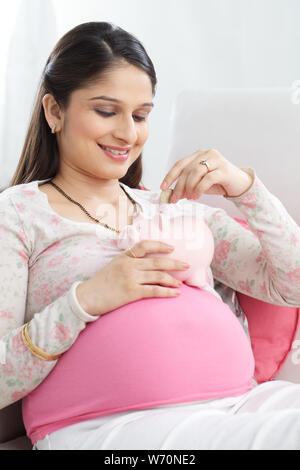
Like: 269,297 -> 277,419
21,322 -> 61,362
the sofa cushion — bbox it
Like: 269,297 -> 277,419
234,218 -> 299,383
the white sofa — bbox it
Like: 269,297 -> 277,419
1,88 -> 299,450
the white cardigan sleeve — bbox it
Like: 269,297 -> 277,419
201,168 -> 300,307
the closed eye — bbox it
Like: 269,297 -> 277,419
95,110 -> 147,122
133,115 -> 146,122
95,110 -> 115,118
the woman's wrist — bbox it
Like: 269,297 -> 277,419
75,281 -> 99,317
224,168 -> 255,199
22,322 -> 62,361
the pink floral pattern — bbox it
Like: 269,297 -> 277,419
1,359 -> 14,376
15,203 -> 25,213
18,230 -> 27,244
287,268 -> 300,284
18,250 -> 29,264
255,251 -> 264,264
50,324 -> 72,344
0,310 -> 13,320
19,362 -> 33,381
11,389 -> 28,402
214,240 -> 231,265
260,281 -> 268,295
291,233 -> 299,246
237,280 -> 253,294
51,216 -> 60,226
34,283 -> 53,306
11,331 -> 27,356
238,192 -> 258,209
48,256 -> 64,269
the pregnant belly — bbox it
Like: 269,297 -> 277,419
23,284 -> 255,439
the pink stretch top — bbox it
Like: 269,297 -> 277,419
23,284 -> 254,442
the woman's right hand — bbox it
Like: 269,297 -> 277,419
75,241 -> 190,316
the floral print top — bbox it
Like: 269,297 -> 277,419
0,167 -> 299,410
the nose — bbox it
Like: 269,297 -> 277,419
113,114 -> 138,145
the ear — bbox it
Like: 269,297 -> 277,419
42,94 -> 63,133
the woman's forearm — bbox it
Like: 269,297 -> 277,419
0,282 -> 98,410
205,169 -> 300,306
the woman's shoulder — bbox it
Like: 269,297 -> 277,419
0,181 -> 46,226
0,181 -> 42,204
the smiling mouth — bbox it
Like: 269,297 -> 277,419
98,144 -> 130,156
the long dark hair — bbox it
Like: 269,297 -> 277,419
9,22 -> 157,188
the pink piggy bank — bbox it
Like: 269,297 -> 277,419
117,210 -> 215,289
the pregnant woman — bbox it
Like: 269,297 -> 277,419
0,22 -> 300,450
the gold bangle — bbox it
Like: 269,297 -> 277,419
21,322 -> 61,362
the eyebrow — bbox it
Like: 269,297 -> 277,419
89,95 -> 154,108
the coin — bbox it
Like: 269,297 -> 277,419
160,189 -> 173,204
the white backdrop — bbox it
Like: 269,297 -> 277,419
1,0 -> 300,190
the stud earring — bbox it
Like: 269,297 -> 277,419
51,124 -> 56,134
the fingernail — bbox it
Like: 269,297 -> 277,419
182,263 -> 190,269
170,195 -> 177,204
172,290 -> 181,296
161,182 -> 168,190
166,245 -> 175,251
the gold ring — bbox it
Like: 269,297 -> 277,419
128,247 -> 138,258
199,159 -> 211,172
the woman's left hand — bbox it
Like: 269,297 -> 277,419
160,149 -> 254,203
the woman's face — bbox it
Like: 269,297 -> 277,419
52,63 -> 154,182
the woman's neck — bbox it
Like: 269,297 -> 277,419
51,172 -> 123,208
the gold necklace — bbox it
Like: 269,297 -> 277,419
49,181 -> 138,234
